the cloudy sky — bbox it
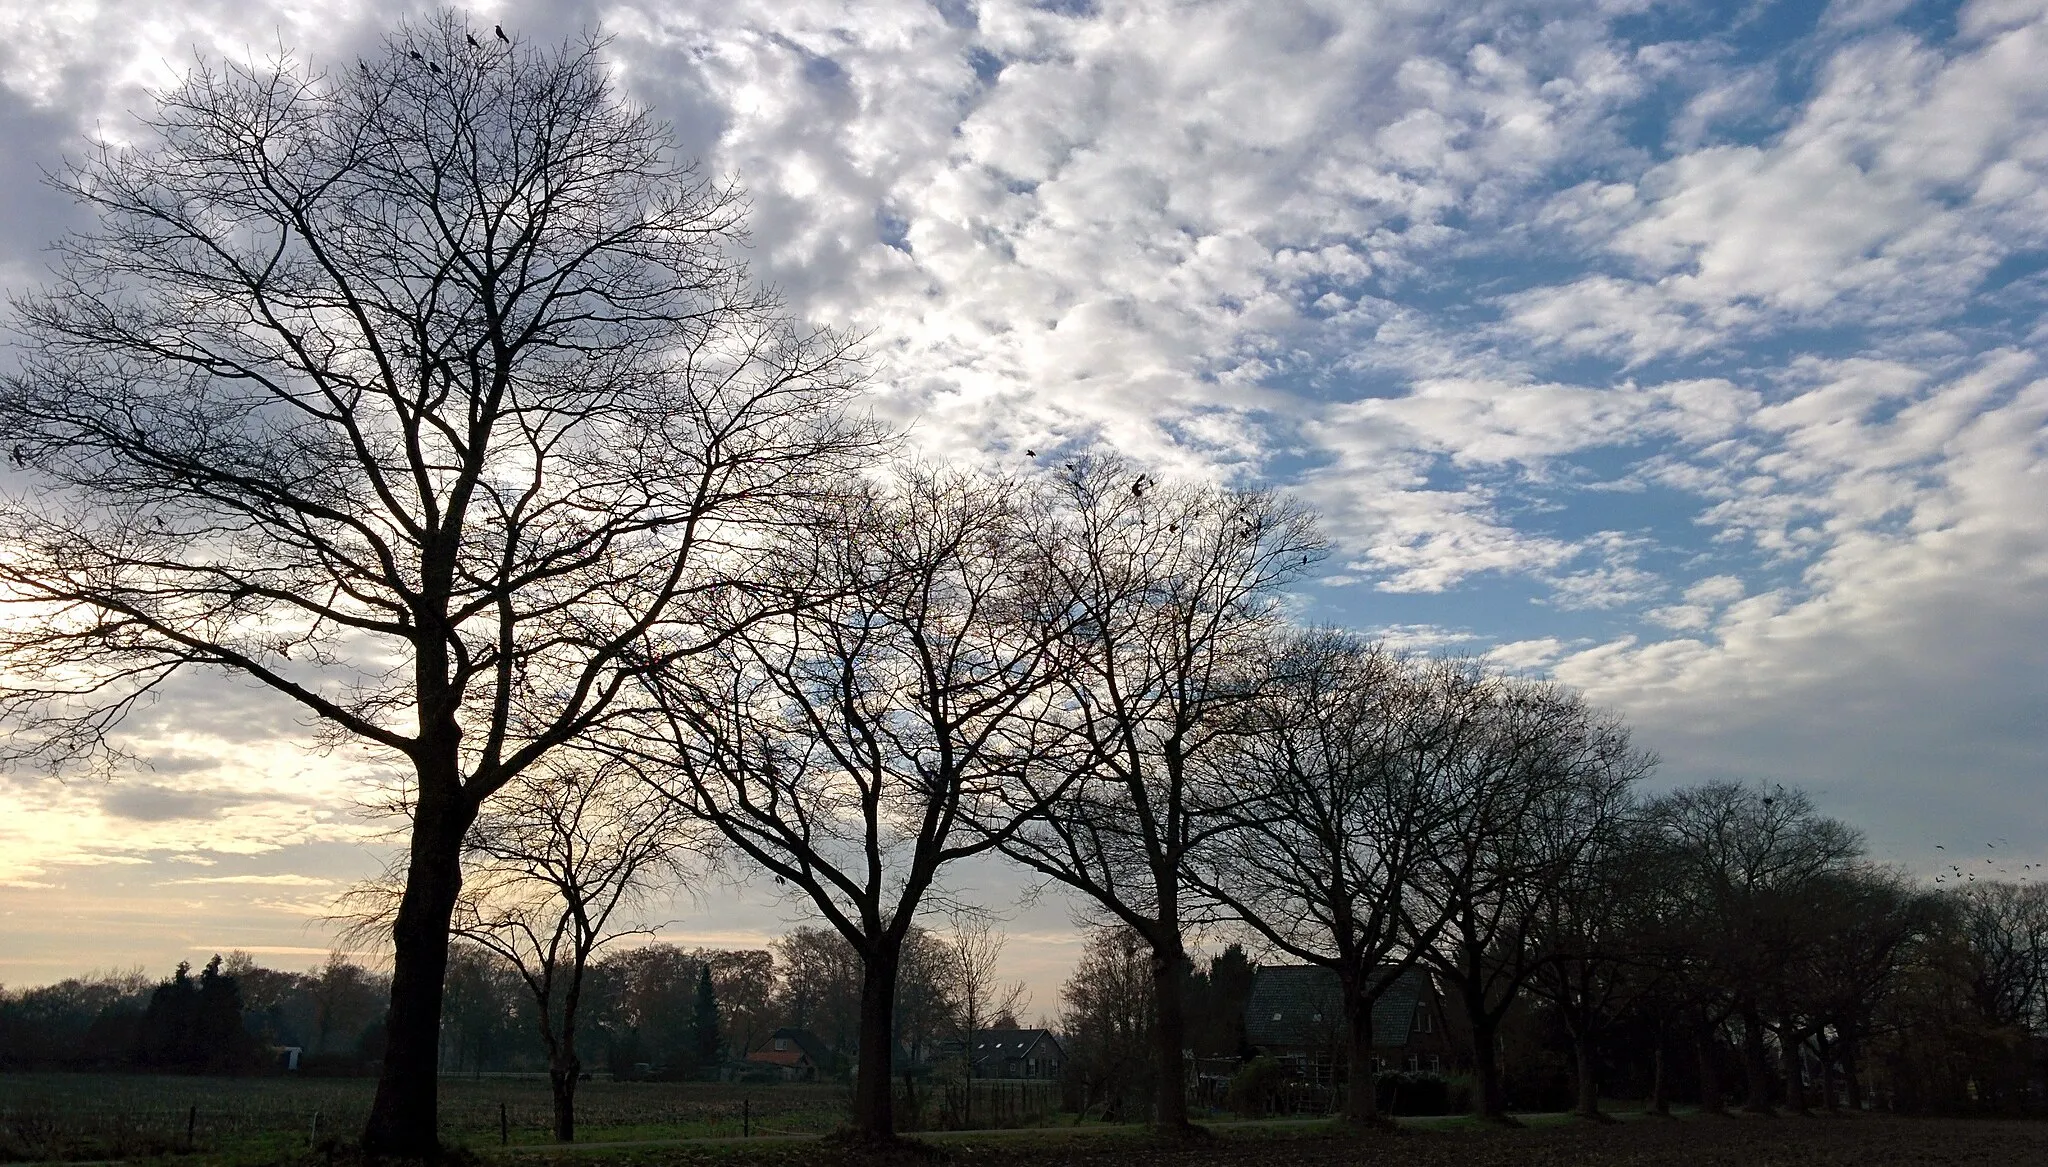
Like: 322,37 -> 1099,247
2,0 -> 2045,1007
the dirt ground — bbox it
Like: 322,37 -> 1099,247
499,1114 -> 2048,1167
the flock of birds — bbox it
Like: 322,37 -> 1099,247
385,24 -> 511,76
1930,838 -> 2038,885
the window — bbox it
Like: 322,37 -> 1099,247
1272,1012 -> 1284,1021
1414,1008 -> 1432,1033
1425,1054 -> 1442,1074
774,1038 -> 789,1051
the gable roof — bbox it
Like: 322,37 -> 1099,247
747,1027 -> 834,1068
1242,965 -> 1430,1051
969,1027 -> 1064,1063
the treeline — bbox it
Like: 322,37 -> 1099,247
0,953 -> 387,1073
1046,726 -> 2048,1123
2,924 -> 1044,1081
1136,632 -> 2048,1124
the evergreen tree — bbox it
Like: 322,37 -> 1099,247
137,961 -> 198,1069
693,965 -> 723,1065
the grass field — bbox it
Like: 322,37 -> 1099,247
502,1113 -> 2048,1167
0,1076 -> 849,1162
9,1076 -> 2048,1166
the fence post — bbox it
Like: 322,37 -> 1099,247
743,1098 -> 750,1138
500,1101 -> 509,1146
310,1109 -> 321,1148
186,1104 -> 197,1150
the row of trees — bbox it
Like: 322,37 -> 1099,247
0,954 -> 386,1073
0,926 -> 1018,1088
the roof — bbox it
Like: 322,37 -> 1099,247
1242,965 -> 1430,1051
969,1028 -> 1063,1062
747,1027 -> 834,1068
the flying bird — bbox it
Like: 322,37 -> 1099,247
1025,450 -> 1036,457
496,24 -> 509,41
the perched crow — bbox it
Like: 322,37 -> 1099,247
428,61 -> 442,74
409,50 -> 424,62
466,33 -> 481,49
495,24 -> 509,41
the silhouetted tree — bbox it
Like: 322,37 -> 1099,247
693,965 -> 723,1066
636,468 -> 1080,1141
136,955 -> 260,1073
1059,927 -> 1156,1121
1650,783 -> 1862,1114
1417,676 -> 1649,1120
0,12 -> 873,1154
1002,457 -> 1325,1133
1193,633 -> 1467,1126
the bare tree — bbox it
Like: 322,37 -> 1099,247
1059,926 -> 1157,1122
451,764 -> 691,1141
342,760 -> 689,1138
1649,782 -> 1862,1114
1415,673 -> 1650,1121
1798,867 -> 1940,1110
1190,632 -> 1462,1128
632,468 -> 1077,1141
0,15 -> 874,1153
999,457 -> 1325,1134
1521,798 -> 1676,1121
942,914 -> 1028,1124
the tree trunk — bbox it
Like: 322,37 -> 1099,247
1340,983 -> 1380,1127
850,942 -> 902,1142
1739,1003 -> 1773,1114
1148,935 -> 1193,1134
1571,1030 -> 1600,1118
362,777 -> 475,1157
1469,1014 -> 1505,1120
1647,1038 -> 1670,1116
1815,1030 -> 1838,1113
1841,1032 -> 1865,1111
1779,1026 -> 1808,1115
1696,1032 -> 1725,1115
550,1057 -> 579,1143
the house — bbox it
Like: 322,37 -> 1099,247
745,1027 -> 835,1081
941,1027 -> 1066,1079
1242,965 -> 1457,1084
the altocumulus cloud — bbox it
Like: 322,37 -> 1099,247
0,0 -> 2044,985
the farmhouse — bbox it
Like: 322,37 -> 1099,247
939,1027 -> 1066,1079
745,1027 -> 835,1081
1242,965 -> 1457,1083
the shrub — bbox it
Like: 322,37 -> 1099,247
1226,1057 -> 1286,1117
